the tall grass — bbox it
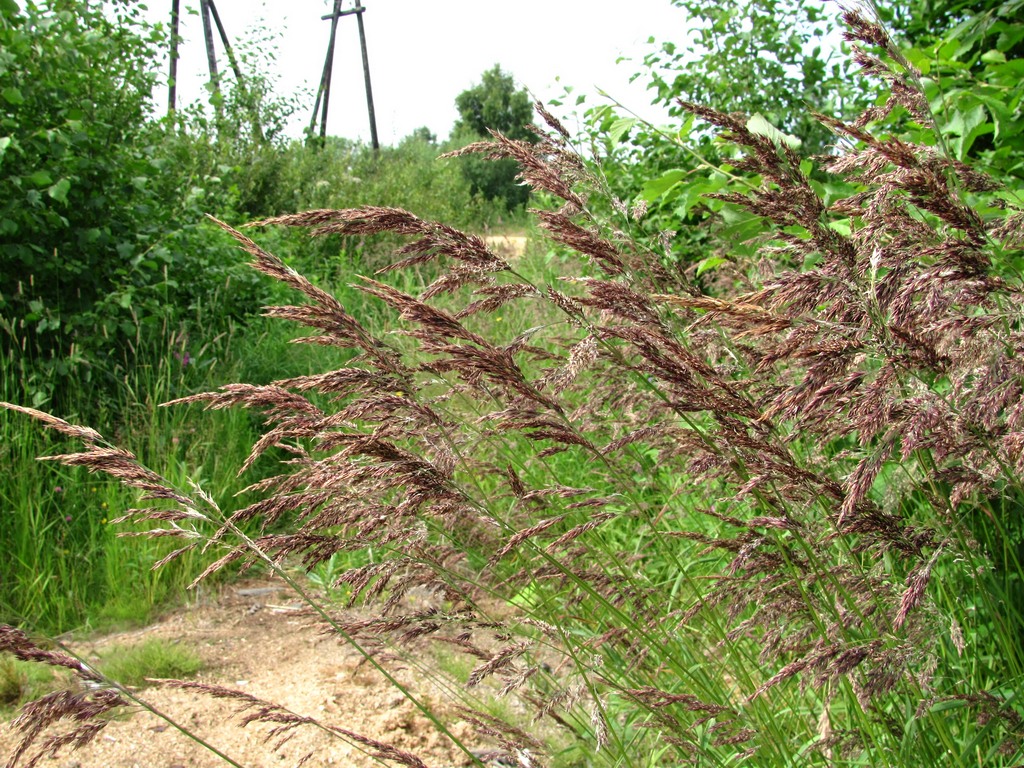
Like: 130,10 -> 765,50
2,11 -> 1023,768
0,306 -> 351,635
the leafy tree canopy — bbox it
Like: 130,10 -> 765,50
0,1 -> 270,408
453,64 -> 535,142
451,65 -> 536,212
641,0 -> 862,154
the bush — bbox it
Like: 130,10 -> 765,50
1,2 -> 160,402
0,2 -> 277,412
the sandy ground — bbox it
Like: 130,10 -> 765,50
0,582 -> 483,768
482,236 -> 527,259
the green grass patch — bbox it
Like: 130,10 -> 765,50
0,637 -> 202,716
0,308 -> 351,636
0,653 -> 71,714
95,638 -> 203,689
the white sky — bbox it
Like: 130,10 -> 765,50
143,0 -> 687,144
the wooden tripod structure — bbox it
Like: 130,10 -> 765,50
167,0 -> 261,138
310,0 -> 379,150
168,0 -> 247,105
165,1 -> 378,147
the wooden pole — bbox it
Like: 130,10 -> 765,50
308,48 -> 329,138
318,0 -> 344,142
207,0 -> 264,141
353,0 -> 379,152
199,0 -> 221,109
168,0 -> 180,115
311,2 -> 378,145
207,0 -> 245,86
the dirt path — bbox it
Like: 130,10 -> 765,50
1,581 -> 479,768
482,235 -> 527,259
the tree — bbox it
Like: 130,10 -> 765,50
451,65 -> 536,211
640,0 -> 864,154
0,2 -> 164,397
406,126 -> 437,146
883,0 -> 1024,54
0,2 -> 269,409
453,65 -> 534,142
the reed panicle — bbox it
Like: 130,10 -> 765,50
3,10 -> 1023,767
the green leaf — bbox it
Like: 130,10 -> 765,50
945,103 -> 990,158
746,113 -> 802,149
996,23 -> 1024,53
641,169 -> 687,203
988,59 -> 1024,80
675,112 -> 695,142
2,87 -> 24,106
973,93 -> 1017,141
608,117 -> 637,145
904,47 -> 933,74
981,49 -> 1007,64
28,170 -> 52,187
695,256 -> 728,276
828,219 -> 852,236
0,136 -> 10,164
937,38 -> 962,61
47,178 -> 71,204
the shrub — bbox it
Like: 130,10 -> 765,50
0,2 -> 279,412
2,9 -> 1023,768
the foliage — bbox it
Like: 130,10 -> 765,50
569,1 -> 867,276
640,0 -> 866,154
0,2 -> 273,412
178,22 -> 310,219
896,0 -> 1024,176
451,65 -> 537,211
610,0 -> 1024,280
883,0 -> 1024,52
1,1 -> 159,399
453,65 -> 535,142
